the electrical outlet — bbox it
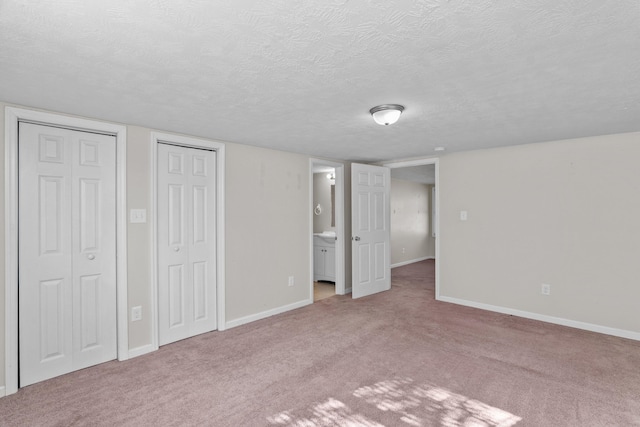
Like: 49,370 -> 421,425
541,284 -> 551,296
460,210 -> 468,221
402,247 -> 406,254
131,306 -> 142,321
288,276 -> 295,287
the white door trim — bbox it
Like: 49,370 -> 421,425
4,106 -> 128,396
150,132 -> 226,352
382,157 -> 440,299
309,159 -> 345,297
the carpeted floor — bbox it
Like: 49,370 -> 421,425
1,259 -> 640,426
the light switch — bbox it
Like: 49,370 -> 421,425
460,210 -> 468,221
130,209 -> 147,223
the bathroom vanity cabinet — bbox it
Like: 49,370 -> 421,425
313,235 -> 336,282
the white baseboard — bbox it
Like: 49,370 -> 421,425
127,343 -> 158,359
391,256 -> 434,269
0,385 -> 5,398
438,295 -> 640,342
225,298 -> 313,330
123,299 -> 315,356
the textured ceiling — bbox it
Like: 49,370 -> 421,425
1,1 -> 639,162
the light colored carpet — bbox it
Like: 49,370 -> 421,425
1,260 -> 640,426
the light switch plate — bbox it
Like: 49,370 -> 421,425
130,209 -> 147,223
460,210 -> 468,221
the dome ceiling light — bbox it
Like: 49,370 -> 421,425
370,104 -> 405,126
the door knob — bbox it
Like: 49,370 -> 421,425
174,247 -> 180,252
87,254 -> 95,260
353,236 -> 361,241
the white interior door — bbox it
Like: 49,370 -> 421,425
351,163 -> 391,298
158,143 -> 217,345
19,122 -> 117,387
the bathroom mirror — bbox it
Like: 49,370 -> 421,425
331,184 -> 335,227
312,171 -> 336,233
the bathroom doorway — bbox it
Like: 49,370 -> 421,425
309,160 -> 345,301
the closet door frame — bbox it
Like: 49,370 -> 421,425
150,132 -> 226,352
4,106 -> 129,396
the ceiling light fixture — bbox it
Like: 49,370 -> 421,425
370,104 -> 405,126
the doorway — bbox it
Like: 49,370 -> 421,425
309,160 -> 345,300
389,164 -> 436,267
383,158 -> 440,298
4,107 -> 128,396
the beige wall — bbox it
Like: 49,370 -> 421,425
312,173 -> 335,233
225,143 -> 310,320
0,103 -> 5,387
390,178 -> 435,266
0,101 -> 329,389
439,132 -> 640,334
343,164 -> 353,292
125,126 -> 153,348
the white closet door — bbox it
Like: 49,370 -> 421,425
158,143 -> 217,346
19,122 -> 117,387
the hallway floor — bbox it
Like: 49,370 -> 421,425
313,281 -> 335,301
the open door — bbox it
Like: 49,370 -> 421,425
351,163 -> 391,298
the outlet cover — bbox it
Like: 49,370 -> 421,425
130,209 -> 147,223
131,306 -> 142,321
288,276 -> 295,287
541,284 -> 551,295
